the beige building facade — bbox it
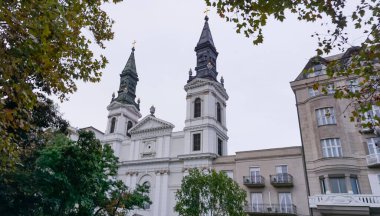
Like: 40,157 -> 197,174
291,48 -> 380,215
213,146 -> 310,216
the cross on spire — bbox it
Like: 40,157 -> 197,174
204,8 -> 210,16
132,40 -> 136,51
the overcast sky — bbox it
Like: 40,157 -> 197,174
57,0 -> 362,154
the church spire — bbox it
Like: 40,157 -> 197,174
113,47 -> 140,110
189,16 -> 219,82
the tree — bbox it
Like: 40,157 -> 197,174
0,0 -> 122,171
206,0 -> 380,127
175,168 -> 247,216
0,131 -> 151,216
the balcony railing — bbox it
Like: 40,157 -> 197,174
309,194 -> 380,208
366,153 -> 380,167
243,176 -> 265,187
245,204 -> 297,215
270,173 -> 293,187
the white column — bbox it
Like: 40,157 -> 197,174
131,172 -> 138,189
161,171 -> 169,216
154,172 -> 162,214
164,136 -> 170,157
126,173 -> 132,188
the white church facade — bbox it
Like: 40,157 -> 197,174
103,16 -> 231,216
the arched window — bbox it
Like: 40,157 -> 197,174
217,102 -> 222,123
110,117 -> 116,133
194,98 -> 201,118
126,121 -> 133,137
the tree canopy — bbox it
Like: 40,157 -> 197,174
0,0 -> 122,171
175,168 -> 247,216
206,0 -> 380,127
0,131 -> 151,216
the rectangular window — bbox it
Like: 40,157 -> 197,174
193,133 -> 201,151
223,170 -> 234,179
329,177 -> 347,193
250,193 -> 263,212
279,193 -> 293,213
276,165 -> 289,182
307,64 -> 326,78
316,107 -> 336,125
326,83 -> 335,94
367,138 -> 380,155
321,138 -> 342,158
350,176 -> 360,194
217,138 -> 223,156
347,79 -> 360,93
250,167 -> 261,184
308,87 -> 319,97
363,105 -> 380,124
319,177 -> 326,194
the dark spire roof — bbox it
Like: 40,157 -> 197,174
196,16 -> 215,48
113,47 -> 140,110
189,16 -> 219,83
122,47 -> 137,75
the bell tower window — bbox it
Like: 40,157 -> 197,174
193,133 -> 201,151
216,102 -> 222,123
126,121 -> 133,137
110,117 -> 116,133
194,98 -> 201,118
217,138 -> 223,156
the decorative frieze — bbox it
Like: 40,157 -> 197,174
125,171 -> 139,176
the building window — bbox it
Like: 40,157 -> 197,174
326,83 -> 335,94
319,177 -> 327,194
321,138 -> 342,158
275,165 -> 289,182
250,167 -> 261,184
307,64 -> 326,78
193,133 -> 201,151
363,105 -> 380,124
194,98 -> 201,118
126,121 -> 133,137
308,87 -> 320,97
250,193 -> 263,212
217,138 -> 223,156
347,79 -> 360,93
222,170 -> 234,179
329,177 -> 347,193
216,102 -> 222,123
367,138 -> 380,155
110,117 -> 116,133
279,193 -> 293,213
316,107 -> 336,126
350,176 -> 361,194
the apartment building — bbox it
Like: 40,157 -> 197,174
290,48 -> 380,215
213,146 -> 310,216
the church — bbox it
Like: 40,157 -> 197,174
103,16 -> 231,216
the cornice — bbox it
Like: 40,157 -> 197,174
177,153 -> 218,160
183,124 -> 229,140
107,101 -> 142,118
184,78 -> 229,100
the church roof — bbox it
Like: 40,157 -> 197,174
122,47 -> 137,75
196,16 -> 215,48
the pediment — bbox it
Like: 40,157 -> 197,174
129,115 -> 174,134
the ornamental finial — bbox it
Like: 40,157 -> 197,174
150,105 -> 155,117
189,68 -> 193,77
220,76 -> 224,86
137,98 -> 140,104
132,40 -> 136,51
111,92 -> 115,100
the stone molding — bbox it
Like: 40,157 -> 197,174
125,171 -> 139,176
183,123 -> 229,140
177,153 -> 218,160
184,78 -> 228,100
155,169 -> 170,175
107,101 -> 142,118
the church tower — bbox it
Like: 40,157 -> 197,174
183,16 -> 229,158
104,47 -> 142,157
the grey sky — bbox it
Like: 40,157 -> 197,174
57,0 -> 362,154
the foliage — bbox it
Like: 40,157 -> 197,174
175,168 -> 247,216
0,0 -> 122,171
0,131 -> 151,216
206,0 -> 380,127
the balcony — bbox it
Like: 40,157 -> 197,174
270,174 -> 293,187
309,194 -> 380,215
245,204 -> 297,215
367,153 -> 380,167
243,176 -> 265,188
